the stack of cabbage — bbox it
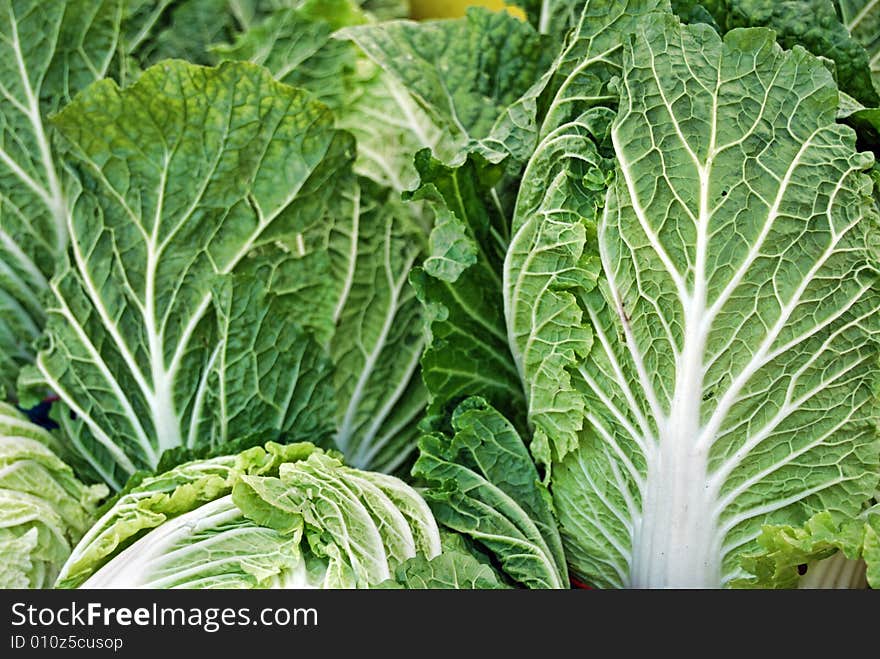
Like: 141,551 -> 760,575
0,403 -> 106,587
1,0 -> 879,589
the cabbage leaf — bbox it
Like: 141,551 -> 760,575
57,442 -> 440,588
508,14 -> 880,587
0,402 -> 107,588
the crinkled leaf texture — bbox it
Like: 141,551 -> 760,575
339,7 -> 554,163
161,3 -> 436,473
408,152 -> 527,427
0,0 -> 122,399
734,507 -> 879,588
336,60 -> 441,192
720,1 -> 878,105
410,2 -> 668,457
0,403 -> 107,588
56,442 -> 440,589
507,14 -> 880,587
210,2 -> 363,112
673,1 -> 880,104
414,398 -> 568,589
329,182 -> 429,473
212,0 -> 440,191
532,0 -> 669,138
506,0 -> 585,35
840,0 -> 880,94
120,0 -> 247,69
379,543 -> 509,589
28,60 -> 353,490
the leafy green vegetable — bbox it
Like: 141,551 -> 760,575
415,398 -> 568,588
204,3 -> 438,472
207,276 -> 336,450
379,545 -> 509,588
0,0 -> 123,399
330,182 -> 429,472
529,15 -> 880,587
337,59 -> 441,191
57,442 -> 440,588
0,402 -> 107,588
408,152 -> 526,425
379,2 -> 667,439
111,0 -> 439,194
533,0 -> 669,140
672,1 -> 880,104
380,0 -> 880,590
670,0 -> 724,29
840,0 -> 880,94
6,0 -> 880,592
504,111 -> 606,466
26,60 -> 353,489
735,507 -> 879,588
133,0 -> 232,66
6,0 -> 444,489
211,2 -> 363,111
340,7 -> 554,163
727,1 -> 877,104
120,0 -> 301,71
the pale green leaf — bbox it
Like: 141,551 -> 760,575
211,3 -> 361,111
207,275 -> 337,449
339,8 -> 553,163
0,0 -> 123,399
722,1 -> 879,105
409,152 -> 526,427
33,60 -> 355,489
330,182 -> 428,473
60,443 -> 441,588
733,509 -> 877,588
337,61 -> 441,192
415,398 -> 568,588
532,0 -> 670,141
0,402 -> 106,588
56,441 -> 318,588
505,114 -> 606,464
379,546 -> 509,588
517,16 -> 880,587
